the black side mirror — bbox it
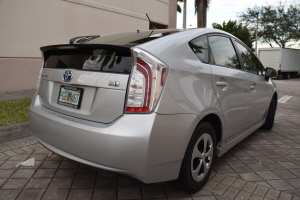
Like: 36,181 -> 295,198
265,67 -> 277,80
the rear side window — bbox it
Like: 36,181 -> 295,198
235,42 -> 265,75
189,35 -> 209,63
209,36 -> 241,69
44,47 -> 132,74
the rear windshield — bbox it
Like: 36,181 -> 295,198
44,47 -> 132,74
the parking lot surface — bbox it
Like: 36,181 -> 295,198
0,78 -> 300,200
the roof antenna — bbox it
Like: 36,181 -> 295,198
146,13 -> 156,30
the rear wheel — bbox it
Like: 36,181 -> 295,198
283,72 -> 290,79
178,122 -> 216,193
261,97 -> 276,130
277,71 -> 283,80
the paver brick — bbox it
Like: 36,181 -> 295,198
68,189 -> 93,200
72,177 -> 95,188
256,171 -> 280,180
2,178 -> 29,189
210,174 -> 226,182
212,183 -> 228,195
96,177 -> 118,188
272,169 -> 297,179
278,162 -> 300,169
141,186 -> 166,199
267,180 -> 294,191
17,189 -> 45,200
34,168 -> 57,178
278,192 -> 293,200
42,188 -> 69,200
118,187 -> 141,199
221,176 -> 235,186
239,172 -> 263,182
93,188 -> 116,200
250,194 -> 264,199
231,179 -> 246,190
49,178 -> 73,189
253,185 -> 269,197
25,178 -> 51,189
0,169 -> 15,178
235,190 -> 251,200
223,187 -> 239,199
11,169 -> 36,178
242,182 -> 257,193
0,189 -> 21,200
3,151 -> 17,157
265,188 -> 280,199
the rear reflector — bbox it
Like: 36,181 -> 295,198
125,48 -> 169,113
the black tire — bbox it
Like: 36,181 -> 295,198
178,122 -> 216,193
261,97 -> 276,130
277,71 -> 283,80
283,72 -> 290,79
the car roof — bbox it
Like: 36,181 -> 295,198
83,28 -> 238,47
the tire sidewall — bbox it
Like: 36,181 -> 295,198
179,122 -> 216,193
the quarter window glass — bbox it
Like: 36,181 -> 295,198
189,35 -> 209,63
235,42 -> 265,75
209,36 -> 241,69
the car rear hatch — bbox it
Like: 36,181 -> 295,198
38,44 -> 132,123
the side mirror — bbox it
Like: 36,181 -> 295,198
265,67 -> 277,80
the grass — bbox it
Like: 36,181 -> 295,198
0,98 -> 32,126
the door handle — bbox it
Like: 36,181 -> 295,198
216,81 -> 228,86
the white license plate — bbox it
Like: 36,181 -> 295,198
57,85 -> 84,109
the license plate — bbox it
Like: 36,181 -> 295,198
57,85 -> 84,109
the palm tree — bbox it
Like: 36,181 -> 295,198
195,0 -> 210,28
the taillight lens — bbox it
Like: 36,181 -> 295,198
125,48 -> 169,113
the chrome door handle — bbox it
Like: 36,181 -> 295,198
216,81 -> 228,86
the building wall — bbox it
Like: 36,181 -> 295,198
0,0 -> 175,92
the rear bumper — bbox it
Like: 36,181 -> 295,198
30,93 -> 198,183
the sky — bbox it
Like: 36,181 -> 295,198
176,0 -> 299,48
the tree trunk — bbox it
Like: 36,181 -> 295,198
183,0 -> 187,28
196,0 -> 207,28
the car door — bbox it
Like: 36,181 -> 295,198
234,41 -> 271,126
208,35 -> 253,143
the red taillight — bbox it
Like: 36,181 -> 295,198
125,48 -> 169,113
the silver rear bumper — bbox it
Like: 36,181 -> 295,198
30,93 -> 198,183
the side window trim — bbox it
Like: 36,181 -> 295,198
231,38 -> 245,71
234,39 -> 266,76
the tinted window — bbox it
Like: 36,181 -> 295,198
235,42 -> 265,75
189,35 -> 209,63
44,47 -> 132,74
209,36 -> 241,69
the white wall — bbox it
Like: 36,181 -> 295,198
0,0 -> 172,92
0,0 -> 169,58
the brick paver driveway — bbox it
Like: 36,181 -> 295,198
1,79 -> 300,200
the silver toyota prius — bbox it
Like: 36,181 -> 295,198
30,28 -> 278,192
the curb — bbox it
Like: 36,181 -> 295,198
0,122 -> 31,143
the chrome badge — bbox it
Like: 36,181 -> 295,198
108,81 -> 120,87
63,70 -> 73,82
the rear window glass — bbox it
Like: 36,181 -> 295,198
189,35 -> 209,63
44,47 -> 132,74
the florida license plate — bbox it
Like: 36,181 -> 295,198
57,85 -> 84,109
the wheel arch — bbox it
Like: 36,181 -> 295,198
200,114 -> 223,146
